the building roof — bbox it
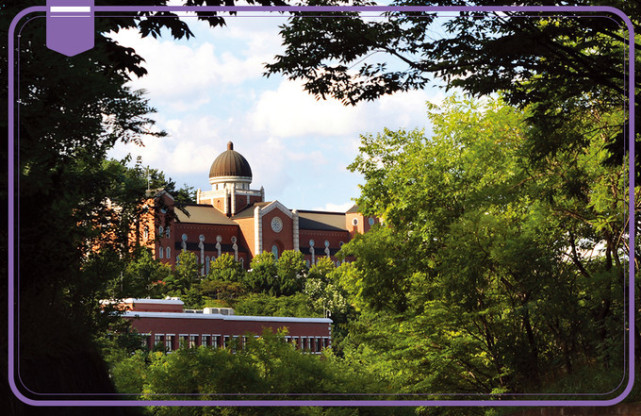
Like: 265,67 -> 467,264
121,311 -> 332,324
175,204 -> 237,225
297,211 -> 347,231
209,141 -> 253,179
345,204 -> 359,213
232,202 -> 271,219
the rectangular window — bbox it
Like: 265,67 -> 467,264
223,335 -> 230,349
202,334 -> 210,347
180,334 -> 188,348
166,335 -> 175,352
232,335 -> 239,352
154,334 -> 165,349
141,334 -> 151,349
213,334 -> 220,349
189,335 -> 198,348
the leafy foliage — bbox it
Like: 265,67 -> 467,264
335,95 -> 629,397
107,331 -> 404,415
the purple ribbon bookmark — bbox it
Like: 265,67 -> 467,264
46,0 -> 95,56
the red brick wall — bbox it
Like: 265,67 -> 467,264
261,208 -> 294,255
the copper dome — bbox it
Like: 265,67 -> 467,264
209,141 -> 253,180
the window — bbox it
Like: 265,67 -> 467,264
224,336 -> 230,349
206,256 -> 211,274
159,246 -> 164,259
368,217 -> 375,226
141,334 -> 151,349
352,218 -> 358,226
202,334 -> 210,347
166,247 -> 171,258
179,334 -> 189,348
165,226 -> 170,238
154,334 -> 165,349
143,226 -> 149,240
212,335 -> 220,349
159,226 -> 164,235
189,335 -> 198,348
166,335 -> 175,352
271,245 -> 279,260
271,216 -> 283,233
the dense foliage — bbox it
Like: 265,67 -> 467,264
334,95 -> 630,399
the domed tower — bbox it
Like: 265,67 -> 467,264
197,141 -> 265,216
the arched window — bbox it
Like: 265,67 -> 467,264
159,225 -> 164,235
166,247 -> 171,259
159,246 -> 164,259
271,245 -> 279,260
143,226 -> 149,240
165,226 -> 170,238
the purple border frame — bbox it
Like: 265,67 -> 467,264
7,4 -> 636,408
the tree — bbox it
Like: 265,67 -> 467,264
107,331 -> 403,414
207,253 -> 245,282
335,95 -> 627,397
247,252 -> 279,294
266,1 -> 637,176
276,249 -> 308,296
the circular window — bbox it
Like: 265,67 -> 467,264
368,218 -> 375,226
271,216 -> 283,233
309,239 -> 315,247
352,218 -> 358,226
181,233 -> 188,241
199,234 -> 205,242
324,240 -> 330,247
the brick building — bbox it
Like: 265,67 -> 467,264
136,141 -> 377,272
109,298 -> 332,353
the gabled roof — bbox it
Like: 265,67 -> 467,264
175,204 -> 237,225
297,210 -> 347,231
233,202 -> 271,219
345,204 -> 359,213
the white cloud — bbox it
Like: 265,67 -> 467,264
249,79 -> 435,139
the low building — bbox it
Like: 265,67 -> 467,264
109,298 -> 332,353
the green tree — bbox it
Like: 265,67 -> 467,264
276,249 -> 308,296
266,1 -> 637,165
234,293 -> 320,318
165,251 -> 201,296
108,331 -> 403,414
111,248 -> 173,299
247,252 -> 279,294
207,253 -> 245,282
200,253 -> 247,302
336,95 -> 627,397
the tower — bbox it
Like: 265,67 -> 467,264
197,141 -> 264,216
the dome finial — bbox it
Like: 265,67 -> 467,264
227,141 -> 233,151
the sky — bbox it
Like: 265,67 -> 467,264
107,10 -> 443,212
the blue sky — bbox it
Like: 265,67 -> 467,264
108,11 -> 442,211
